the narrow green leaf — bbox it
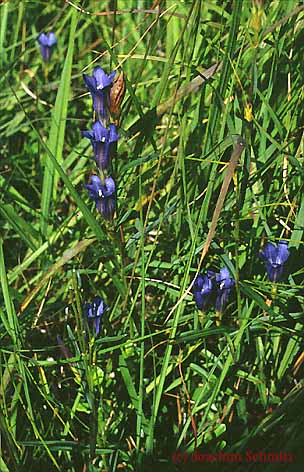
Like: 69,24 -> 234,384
0,239 -> 19,342
40,9 -> 77,236
277,322 -> 302,380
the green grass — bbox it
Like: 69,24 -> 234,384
1,1 -> 304,470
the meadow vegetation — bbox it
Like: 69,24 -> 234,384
0,1 -> 304,470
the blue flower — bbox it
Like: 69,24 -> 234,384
83,121 -> 119,170
37,32 -> 57,61
83,66 -> 116,121
259,240 -> 290,282
84,296 -> 107,336
85,175 -> 116,220
215,267 -> 235,313
193,271 -> 214,311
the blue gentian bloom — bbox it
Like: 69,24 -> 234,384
193,271 -> 215,311
84,296 -> 107,336
83,66 -> 116,121
259,240 -> 290,282
83,121 -> 119,170
85,175 -> 116,220
37,32 -> 57,61
215,267 -> 235,313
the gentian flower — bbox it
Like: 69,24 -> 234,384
85,175 -> 116,220
83,66 -> 116,121
193,271 -> 215,311
259,240 -> 290,282
37,32 -> 57,61
83,121 -> 119,170
215,267 -> 235,313
84,296 -> 107,336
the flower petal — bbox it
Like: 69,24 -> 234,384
47,32 -> 57,46
108,70 -> 116,83
92,121 -> 108,142
93,66 -> 112,89
103,177 -> 116,196
90,175 -> 102,189
109,123 -> 119,142
214,267 -> 235,312
276,240 -> 290,265
82,130 -> 94,140
83,74 -> 97,93
85,175 -> 103,199
193,272 -> 214,310
37,33 -> 49,46
92,296 -> 103,316
194,291 -> 204,310
216,267 -> 234,288
260,242 -> 277,264
193,275 -> 204,290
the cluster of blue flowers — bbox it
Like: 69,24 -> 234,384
193,268 -> 235,315
193,240 -> 290,317
80,67 -> 123,333
36,36 -> 291,331
37,34 -> 120,335
83,67 -> 119,220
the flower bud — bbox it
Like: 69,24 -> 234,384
109,71 -> 126,118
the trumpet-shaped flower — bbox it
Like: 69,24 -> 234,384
259,240 -> 290,282
85,175 -> 116,220
215,267 -> 235,313
84,296 -> 107,336
37,32 -> 57,61
83,121 -> 119,170
83,66 -> 116,121
193,271 -> 215,311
